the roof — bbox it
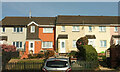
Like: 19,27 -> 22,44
0,36 -> 8,41
86,35 -> 96,39
56,15 -> 119,24
57,34 -> 68,39
112,35 -> 120,38
2,16 -> 56,26
26,38 -> 41,40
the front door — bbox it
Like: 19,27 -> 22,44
29,41 -> 34,54
60,40 -> 66,53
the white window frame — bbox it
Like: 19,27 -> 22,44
73,40 -> 76,48
114,27 -> 118,32
43,28 -> 53,33
13,41 -> 22,48
61,26 -> 65,32
42,41 -> 53,48
99,26 -> 106,32
31,26 -> 35,33
100,40 -> 107,47
72,26 -> 79,32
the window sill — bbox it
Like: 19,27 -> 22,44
114,31 -> 118,33
2,32 -> 5,34
42,47 -> 53,49
100,47 -> 107,48
99,31 -> 106,32
89,31 -> 92,32
72,30 -> 80,32
61,30 -> 65,32
12,32 -> 23,34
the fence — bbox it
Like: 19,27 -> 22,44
71,61 -> 98,70
5,62 -> 44,70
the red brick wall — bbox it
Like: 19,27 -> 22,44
39,28 -> 55,50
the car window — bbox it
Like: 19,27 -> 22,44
46,60 -> 68,68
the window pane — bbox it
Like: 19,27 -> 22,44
16,42 -> 19,48
2,27 -> 5,32
20,42 -> 22,47
73,40 -> 76,47
62,42 -> 65,48
72,26 -> 75,31
104,41 -> 106,47
62,26 -> 65,31
14,27 -> 16,32
13,42 -> 15,46
89,26 -> 92,31
17,27 -> 19,32
76,26 -> 79,31
20,27 -> 23,32
30,43 -> 33,48
31,26 -> 35,33
43,28 -> 53,33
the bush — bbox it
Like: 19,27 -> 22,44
44,50 -> 55,58
76,36 -> 88,51
28,54 -> 44,59
68,51 -> 78,58
77,45 -> 98,61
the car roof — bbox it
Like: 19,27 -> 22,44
47,58 -> 69,61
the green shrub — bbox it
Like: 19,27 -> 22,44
68,51 -> 78,58
44,50 -> 55,58
37,54 -> 44,58
77,45 -> 98,61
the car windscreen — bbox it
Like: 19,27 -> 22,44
46,60 -> 68,68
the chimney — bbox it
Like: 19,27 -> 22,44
29,10 -> 32,18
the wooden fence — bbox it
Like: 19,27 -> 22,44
5,62 -> 44,70
71,61 -> 98,70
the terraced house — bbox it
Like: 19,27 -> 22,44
0,15 -> 120,54
0,16 -> 56,54
56,15 -> 119,53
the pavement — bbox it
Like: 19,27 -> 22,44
99,65 -> 115,70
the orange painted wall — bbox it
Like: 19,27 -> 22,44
34,41 -> 41,53
25,41 -> 29,54
39,28 -> 55,50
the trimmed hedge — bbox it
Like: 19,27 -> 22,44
77,45 -> 98,61
44,50 -> 55,58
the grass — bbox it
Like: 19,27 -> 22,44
18,59 -> 44,63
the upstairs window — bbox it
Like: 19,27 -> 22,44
43,28 -> 53,33
2,27 -> 5,32
31,26 -> 35,33
99,26 -> 106,32
89,26 -> 92,32
114,27 -> 118,32
72,26 -> 79,31
61,26 -> 65,32
14,27 -> 23,32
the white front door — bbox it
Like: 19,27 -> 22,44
60,40 -> 66,53
29,41 -> 34,54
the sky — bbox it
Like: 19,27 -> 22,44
1,2 -> 119,20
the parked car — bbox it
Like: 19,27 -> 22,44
42,58 -> 72,72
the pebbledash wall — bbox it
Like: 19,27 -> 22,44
1,15 -> 120,54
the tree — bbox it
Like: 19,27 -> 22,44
76,36 -> 88,50
1,44 -> 17,70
